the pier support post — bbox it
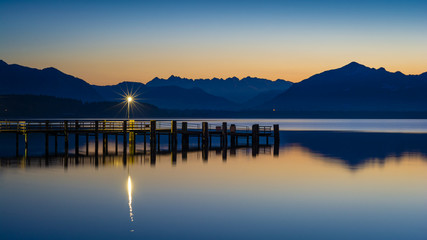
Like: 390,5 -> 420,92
171,120 -> 177,148
273,124 -> 280,143
202,122 -> 209,162
171,120 -> 177,153
45,120 -> 49,156
181,122 -> 188,161
181,122 -> 189,151
75,120 -> 79,155
222,122 -> 227,148
252,124 -> 259,144
102,121 -> 106,154
64,121 -> 69,155
150,120 -> 156,152
103,134 -> 108,155
95,121 -> 99,156
273,124 -> 280,157
85,133 -> 89,156
202,122 -> 209,148
230,124 -> 236,148
55,134 -> 58,155
252,124 -> 259,156
123,120 -> 128,155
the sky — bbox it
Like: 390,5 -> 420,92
1,0 -> 427,85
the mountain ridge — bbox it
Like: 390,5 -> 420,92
262,61 -> 427,111
146,75 -> 293,103
2,59 -> 427,113
0,60 -> 102,102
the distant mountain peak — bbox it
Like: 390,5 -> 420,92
167,75 -> 190,81
42,67 -> 62,74
0,59 -> 7,66
342,61 -> 368,69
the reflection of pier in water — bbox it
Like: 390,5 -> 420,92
0,120 -> 279,158
0,144 -> 278,168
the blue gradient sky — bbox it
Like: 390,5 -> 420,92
1,0 -> 426,84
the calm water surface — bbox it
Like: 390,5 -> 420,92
1,119 -> 427,239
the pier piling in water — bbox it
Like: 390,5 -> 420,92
64,121 -> 68,155
75,120 -> 79,155
274,124 -> 280,143
202,122 -> 209,147
222,122 -> 227,148
171,120 -> 177,148
150,120 -> 156,152
182,122 -> 189,150
123,121 -> 127,155
45,121 -> 49,156
95,121 -> 99,155
230,124 -> 236,148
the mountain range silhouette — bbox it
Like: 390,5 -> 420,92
147,75 -> 292,103
0,60 -> 101,102
263,62 -> 427,111
1,60 -> 427,112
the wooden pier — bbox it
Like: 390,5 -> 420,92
0,120 -> 280,158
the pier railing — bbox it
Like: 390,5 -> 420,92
0,120 -> 154,133
259,126 -> 272,134
1,120 -> 274,134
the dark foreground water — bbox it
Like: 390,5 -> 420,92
1,120 -> 427,240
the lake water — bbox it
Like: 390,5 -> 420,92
1,119 -> 427,239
